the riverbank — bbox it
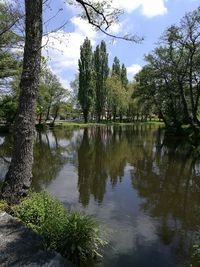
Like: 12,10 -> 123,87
0,211 -> 74,267
51,119 -> 165,128
0,120 -> 164,133
0,192 -> 105,266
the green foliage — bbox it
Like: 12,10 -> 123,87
106,76 -> 128,119
12,192 -> 105,264
134,7 -> 200,130
0,95 -> 18,124
61,212 -> 106,263
36,66 -> 68,124
111,56 -> 121,77
0,199 -> 9,211
13,192 -> 66,245
0,2 -> 22,81
121,63 -> 128,89
78,37 -> 95,123
94,40 -> 109,121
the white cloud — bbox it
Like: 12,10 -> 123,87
127,64 -> 142,77
71,17 -> 97,38
43,31 -> 82,71
42,17 -> 98,87
94,0 -> 167,17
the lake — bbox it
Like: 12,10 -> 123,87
1,125 -> 200,267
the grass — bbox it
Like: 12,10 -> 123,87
52,119 -> 164,128
3,192 -> 106,265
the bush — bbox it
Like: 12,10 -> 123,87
13,192 -> 67,250
12,192 -> 105,264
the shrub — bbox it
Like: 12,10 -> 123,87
12,192 -> 105,264
13,192 -> 68,250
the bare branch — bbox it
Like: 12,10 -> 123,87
73,0 -> 143,43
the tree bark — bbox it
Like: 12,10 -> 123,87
45,100 -> 52,121
52,106 -> 59,125
2,0 -> 43,204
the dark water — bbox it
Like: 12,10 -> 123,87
1,125 -> 200,267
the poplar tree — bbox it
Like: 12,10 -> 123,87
121,63 -> 128,89
78,37 -> 94,123
94,40 -> 109,122
112,56 -> 121,77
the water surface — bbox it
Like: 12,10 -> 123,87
1,125 -> 200,267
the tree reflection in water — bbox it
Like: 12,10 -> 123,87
1,125 -> 200,266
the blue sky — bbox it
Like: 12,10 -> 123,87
42,0 -> 200,89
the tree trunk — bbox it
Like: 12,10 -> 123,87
83,111 -> 88,123
38,112 -> 42,125
2,0 -> 43,204
52,106 -> 59,125
119,112 -> 122,123
45,101 -> 51,121
178,82 -> 198,130
97,113 -> 101,123
113,107 -> 116,122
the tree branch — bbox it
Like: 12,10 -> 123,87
74,0 -> 143,43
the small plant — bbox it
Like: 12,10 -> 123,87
61,211 -> 106,264
12,192 -> 106,264
0,199 -> 9,211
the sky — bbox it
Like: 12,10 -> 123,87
42,0 -> 200,90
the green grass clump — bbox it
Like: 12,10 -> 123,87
61,212 -> 105,263
13,192 -> 67,250
12,192 -> 105,265
0,199 -> 9,211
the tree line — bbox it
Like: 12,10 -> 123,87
78,38 -> 133,123
134,7 -> 200,132
0,2 -> 79,126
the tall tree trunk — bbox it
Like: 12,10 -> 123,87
178,82 -> 198,130
119,112 -> 122,123
113,107 -> 116,122
2,0 -> 43,204
45,101 -> 52,121
38,112 -> 42,125
52,106 -> 59,125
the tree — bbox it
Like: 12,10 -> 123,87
106,76 -> 128,121
78,37 -> 95,123
111,56 -> 121,77
37,68 -> 67,123
70,74 -> 79,109
2,0 -> 43,203
134,7 -> 200,131
94,40 -> 109,122
121,63 -> 128,89
0,2 -> 22,91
